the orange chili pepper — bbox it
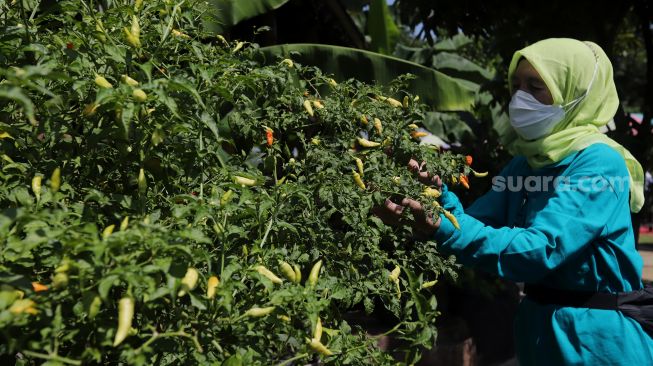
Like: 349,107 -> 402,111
465,155 -> 473,166
266,128 -> 273,147
32,282 -> 48,292
460,174 -> 470,189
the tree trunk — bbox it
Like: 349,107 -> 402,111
635,0 -> 653,246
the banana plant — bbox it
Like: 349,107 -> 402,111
367,0 -> 400,54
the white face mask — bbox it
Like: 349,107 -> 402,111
509,47 -> 599,140
508,91 -> 566,140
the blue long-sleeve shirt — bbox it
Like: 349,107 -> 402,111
434,143 -> 653,365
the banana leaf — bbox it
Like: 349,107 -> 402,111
258,43 -> 479,112
395,44 -> 494,84
206,0 -> 290,33
367,0 -> 400,54
422,111 -> 475,142
432,33 -> 474,52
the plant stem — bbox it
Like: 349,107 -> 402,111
22,350 -> 81,365
276,353 -> 309,366
259,203 -> 280,248
135,330 -> 203,354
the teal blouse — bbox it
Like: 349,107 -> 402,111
434,143 -> 653,365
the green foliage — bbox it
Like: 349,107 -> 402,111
258,43 -> 479,112
0,0 -> 474,364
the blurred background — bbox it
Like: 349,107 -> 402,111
212,1 -> 652,364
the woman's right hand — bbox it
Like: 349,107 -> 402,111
371,158 -> 444,237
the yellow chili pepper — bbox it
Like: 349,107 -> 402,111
293,264 -> 302,284
279,261 -> 297,283
354,158 -> 364,176
356,137 -> 381,148
130,15 -> 140,38
423,187 -> 441,198
121,74 -> 139,86
256,265 -> 283,284
207,276 -> 219,299
88,295 -> 102,319
113,297 -> 134,346
307,260 -> 322,287
388,266 -> 401,282
443,210 -> 460,230
421,280 -> 438,289
120,216 -> 129,231
123,27 -> 141,48
220,189 -> 234,206
94,74 -> 113,89
178,267 -> 199,297
31,175 -> 42,201
377,95 -> 402,108
245,306 -> 275,318
232,41 -> 245,53
52,272 -> 69,289
216,34 -> 228,45
303,100 -> 314,117
307,337 -> 334,356
352,171 -> 366,190
280,58 -> 294,68
138,168 -> 147,195
473,169 -> 489,178
373,118 -> 383,134
49,167 -> 61,193
132,89 -> 147,102
171,29 -> 190,39
314,316 -> 323,340
102,224 -> 115,239
9,299 -> 38,315
234,175 -> 256,187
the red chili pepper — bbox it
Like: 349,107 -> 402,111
66,42 -> 74,50
465,155 -> 473,166
266,128 -> 274,147
460,174 -> 470,189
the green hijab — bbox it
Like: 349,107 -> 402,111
498,38 -> 644,213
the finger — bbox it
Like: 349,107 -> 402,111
434,175 -> 442,188
417,171 -> 432,185
401,197 -> 427,221
384,198 -> 404,215
408,159 -> 420,173
371,205 -> 402,226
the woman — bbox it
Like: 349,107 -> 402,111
379,38 -> 652,365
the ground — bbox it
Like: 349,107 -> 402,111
639,232 -> 653,281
